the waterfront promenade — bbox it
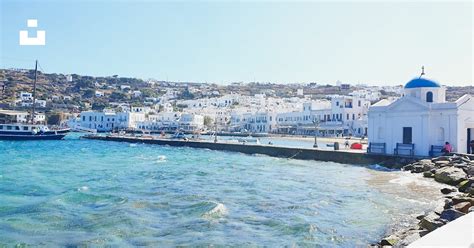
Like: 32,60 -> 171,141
83,134 -> 411,167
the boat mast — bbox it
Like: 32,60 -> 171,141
30,60 -> 38,124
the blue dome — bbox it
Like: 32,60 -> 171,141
404,78 -> 440,88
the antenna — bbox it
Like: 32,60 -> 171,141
419,66 -> 425,78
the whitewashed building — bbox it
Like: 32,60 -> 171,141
78,111 -> 145,132
368,77 -> 474,156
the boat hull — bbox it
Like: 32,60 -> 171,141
0,129 -> 70,140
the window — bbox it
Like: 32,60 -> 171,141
403,127 -> 412,144
0,126 -> 3,130
426,92 -> 433,103
7,126 -> 12,130
82,116 -> 85,121
23,127 -> 29,131
358,100 -> 361,107
15,126 -> 20,130
336,101 -> 339,106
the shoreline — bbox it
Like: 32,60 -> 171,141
373,154 -> 474,247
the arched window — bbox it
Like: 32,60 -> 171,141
426,91 -> 433,102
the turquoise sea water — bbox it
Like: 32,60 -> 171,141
0,134 -> 443,247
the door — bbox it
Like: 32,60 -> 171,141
403,127 -> 412,144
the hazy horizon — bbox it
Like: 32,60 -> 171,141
1,1 -> 472,86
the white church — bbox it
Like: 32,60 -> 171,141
368,71 -> 474,156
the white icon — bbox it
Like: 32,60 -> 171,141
19,19 -> 46,46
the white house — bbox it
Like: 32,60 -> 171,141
79,111 -> 145,132
368,77 -> 474,156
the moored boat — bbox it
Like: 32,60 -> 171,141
0,60 -> 70,140
0,123 -> 69,140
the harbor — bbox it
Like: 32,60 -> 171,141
0,134 -> 448,246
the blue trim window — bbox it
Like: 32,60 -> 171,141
426,91 -> 433,102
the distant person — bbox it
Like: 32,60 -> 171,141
470,140 -> 474,154
441,142 -> 452,155
344,140 -> 350,149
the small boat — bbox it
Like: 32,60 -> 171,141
0,60 -> 70,140
0,123 -> 69,140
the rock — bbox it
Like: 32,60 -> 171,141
412,164 -> 425,173
416,214 -> 425,220
439,209 -> 465,222
461,156 -> 471,163
457,179 -> 473,192
435,161 -> 451,167
432,156 -> 450,162
440,188 -> 456,194
454,163 -> 468,169
419,159 -> 432,164
423,171 -> 434,178
464,166 -> 474,176
380,234 -> 400,246
403,164 -> 414,171
419,212 -> 445,231
454,202 -> 472,214
434,167 -> 467,185
443,199 -> 453,210
469,206 -> 474,213
469,187 -> 474,196
451,195 -> 474,205
395,230 -> 422,247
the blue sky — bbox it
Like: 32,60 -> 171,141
0,1 -> 472,86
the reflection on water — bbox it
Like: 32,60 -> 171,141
0,134 -> 443,247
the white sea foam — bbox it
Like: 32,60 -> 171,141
129,144 -> 137,147
156,155 -> 167,163
77,186 -> 89,192
388,172 -> 445,189
202,202 -> 228,218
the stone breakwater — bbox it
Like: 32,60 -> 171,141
372,154 -> 474,247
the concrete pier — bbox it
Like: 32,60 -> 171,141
83,135 -> 415,167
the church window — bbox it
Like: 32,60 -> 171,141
426,92 -> 433,102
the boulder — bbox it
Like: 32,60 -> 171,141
440,188 -> 456,194
395,230 -> 422,247
451,195 -> 474,205
423,171 -> 434,178
435,161 -> 451,167
439,209 -> 465,222
457,179 -> 473,193
403,164 -> 414,171
454,202 -> 472,214
432,156 -> 450,162
412,164 -> 425,173
469,207 -> 474,213
434,167 -> 467,185
464,166 -> 474,176
419,212 -> 445,231
380,234 -> 400,246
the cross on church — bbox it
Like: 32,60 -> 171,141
420,66 -> 425,78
